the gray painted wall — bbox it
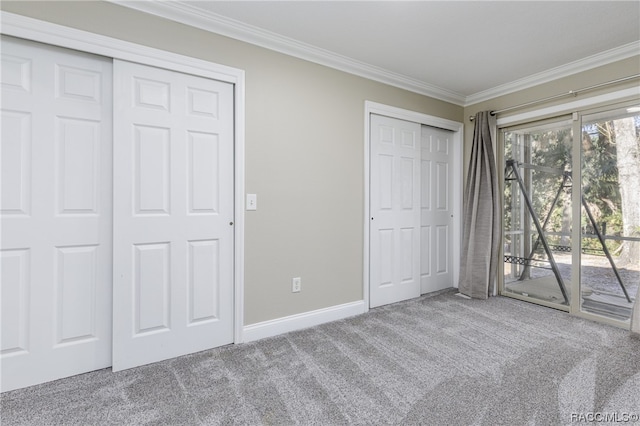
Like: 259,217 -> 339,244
1,1 -> 462,325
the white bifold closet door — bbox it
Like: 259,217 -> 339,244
1,37 -> 113,391
112,60 -> 235,371
369,114 -> 421,308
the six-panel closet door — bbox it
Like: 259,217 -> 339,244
368,114 -> 455,309
112,60 -> 235,371
369,114 -> 421,308
420,126 -> 454,294
1,36 -> 113,391
1,37 -> 236,391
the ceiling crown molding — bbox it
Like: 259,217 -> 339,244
114,1 -> 638,107
465,41 -> 640,106
112,0 -> 467,105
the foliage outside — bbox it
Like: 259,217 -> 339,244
503,112 -> 640,274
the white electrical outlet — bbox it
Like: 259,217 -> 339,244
292,277 -> 301,293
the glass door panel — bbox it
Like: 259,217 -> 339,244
580,108 -> 640,321
502,120 -> 573,307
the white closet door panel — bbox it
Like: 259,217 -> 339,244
370,114 -> 421,308
420,126 -> 454,293
1,110 -> 31,215
113,60 -> 234,371
1,249 -> 30,357
1,36 -> 112,392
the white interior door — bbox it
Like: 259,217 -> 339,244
112,60 -> 234,371
369,114 -> 421,308
420,125 -> 454,293
1,37 -> 113,391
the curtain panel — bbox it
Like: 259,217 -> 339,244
459,111 -> 500,299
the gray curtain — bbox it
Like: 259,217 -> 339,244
632,285 -> 640,336
459,111 -> 500,299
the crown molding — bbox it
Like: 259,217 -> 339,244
465,41 -> 640,106
111,0 -> 467,105
110,1 -> 639,107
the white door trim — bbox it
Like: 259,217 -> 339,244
1,12 -> 247,343
364,101 -> 463,311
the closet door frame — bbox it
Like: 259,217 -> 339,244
2,12 -> 247,344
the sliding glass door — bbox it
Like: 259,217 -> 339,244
502,118 -> 573,309
501,103 -> 639,324
580,107 -> 639,321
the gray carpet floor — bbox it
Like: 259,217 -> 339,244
2,290 -> 639,425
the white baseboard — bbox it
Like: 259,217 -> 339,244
242,300 -> 366,343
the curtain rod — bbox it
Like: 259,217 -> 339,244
468,74 -> 640,121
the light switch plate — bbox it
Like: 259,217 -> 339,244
246,193 -> 257,210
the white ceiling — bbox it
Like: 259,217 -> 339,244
121,1 -> 640,105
